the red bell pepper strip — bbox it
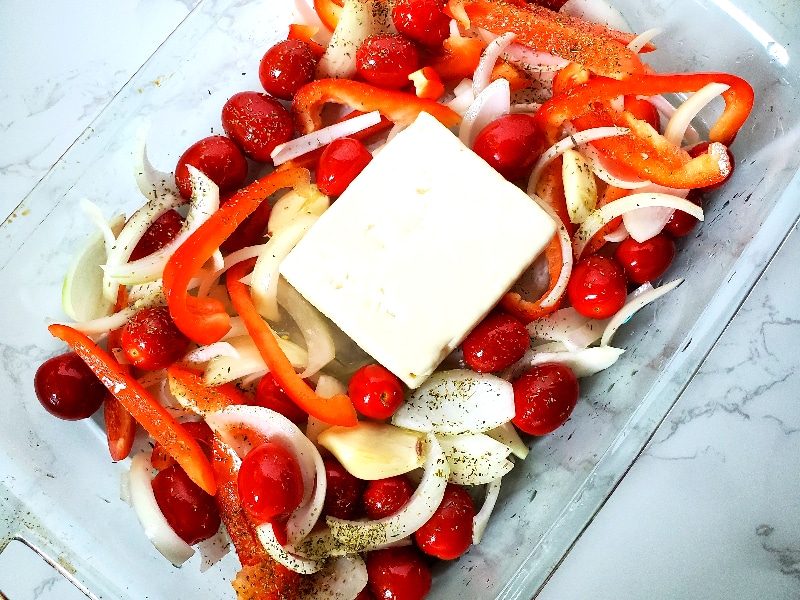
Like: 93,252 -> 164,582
104,287 -> 137,461
292,78 -> 462,135
501,233 -> 564,322
47,323 -> 217,496
226,259 -> 359,427
461,0 -> 647,79
162,167 -> 311,345
425,34 -> 484,83
167,364 -> 249,415
287,24 -> 327,58
313,0 -> 342,32
408,66 -> 446,100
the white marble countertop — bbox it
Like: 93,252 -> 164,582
1,1 -> 798,599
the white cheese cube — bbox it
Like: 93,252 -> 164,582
280,112 -> 555,388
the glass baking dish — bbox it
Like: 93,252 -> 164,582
2,0 -> 799,597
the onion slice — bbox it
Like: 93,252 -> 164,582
472,32 -> 516,96
526,194 -> 573,308
472,477 -> 502,544
300,555 -> 369,600
326,434 -> 448,553
514,345 -> 625,378
437,433 -> 514,485
601,279 -> 683,346
459,77 -> 510,148
663,83 -> 731,146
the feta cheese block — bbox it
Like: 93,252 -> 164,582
280,111 -> 556,388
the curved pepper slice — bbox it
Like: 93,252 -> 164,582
292,78 -> 462,134
48,324 -> 217,496
461,0 -> 647,79
226,259 -> 358,427
501,231 -> 564,323
167,364 -> 248,415
425,34 -> 485,83
162,167 -> 311,345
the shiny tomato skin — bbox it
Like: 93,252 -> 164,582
238,441 -> 304,524
462,311 -> 529,373
512,363 -> 579,435
174,135 -> 248,200
218,191 -> 272,253
120,306 -> 191,370
348,364 -> 405,420
221,91 -> 294,162
472,113 -> 545,181
567,254 -> 627,319
151,464 -> 221,545
250,372 -> 308,424
316,137 -> 373,196
614,232 -> 676,284
356,34 -> 420,90
623,95 -> 660,132
414,483 -> 475,560
688,141 -> 735,191
391,0 -> 450,49
363,475 -> 415,520
259,39 -> 318,100
129,209 -> 185,261
664,190 -> 702,237
366,547 -> 432,600
323,458 -> 366,520
151,421 -> 214,471
34,352 -> 106,420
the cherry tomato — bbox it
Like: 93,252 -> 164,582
129,209 -> 185,261
366,547 -> 432,600
259,39 -> 318,100
250,372 -> 308,424
218,191 -> 272,253
237,441 -> 304,523
664,190 -> 702,237
472,113 -> 545,181
688,141 -> 735,191
414,483 -> 475,560
151,463 -> 221,545
323,458 -> 366,520
221,91 -> 294,162
462,311 -> 529,373
120,306 -> 190,370
34,352 -> 106,420
566,254 -> 627,319
391,0 -> 450,49
174,135 -> 248,200
623,95 -> 660,132
362,475 -> 415,520
316,137 -> 373,196
151,421 -> 214,471
348,364 -> 405,420
614,232 -> 676,284
356,34 -> 420,90
511,363 -> 579,435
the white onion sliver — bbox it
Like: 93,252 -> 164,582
204,335 -> 308,385
485,422 -> 528,460
472,477 -> 502,544
526,194 -> 572,308
524,346 -> 625,378
326,434 -> 448,552
664,83 -> 730,146
300,555 -> 369,600
603,221 -> 629,242
601,279 -> 683,347
437,433 -> 514,486
128,453 -> 195,566
257,523 -> 325,574
272,111 -> 381,165
626,27 -> 662,53
459,78 -> 510,148
133,120 -> 177,200
622,205 -> 675,243
183,342 -> 240,365
647,95 -> 701,145
473,32 -> 516,96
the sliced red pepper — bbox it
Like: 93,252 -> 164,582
104,287 -> 136,461
461,0 -> 646,79
408,66 -> 446,100
313,0 -> 342,32
425,34 -> 484,83
490,61 -> 533,92
226,259 -> 358,427
501,232 -> 564,323
287,24 -> 326,58
162,167 -> 311,345
48,324 -> 216,496
292,78 -> 462,135
167,364 -> 249,415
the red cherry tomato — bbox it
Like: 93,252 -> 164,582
34,352 -> 106,420
259,39 -> 318,100
511,363 -> 579,435
614,232 -> 676,284
323,458 -> 366,520
472,113 -> 545,181
391,0 -> 450,49
413,483 -> 475,560
688,141 -> 735,191
623,95 -> 660,132
462,311 -> 529,373
316,137 -> 373,196
238,441 -> 304,524
366,547 -> 432,600
174,135 -> 248,200
129,209 -> 185,261
348,364 -> 405,420
218,191 -> 272,254
250,372 -> 308,424
566,254 -> 627,319
356,34 -> 420,90
151,421 -> 214,471
221,91 -> 294,162
120,306 -> 191,370
362,475 -> 415,520
664,190 -> 702,237
152,463 -> 221,545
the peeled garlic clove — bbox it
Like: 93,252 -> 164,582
318,422 -> 426,480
